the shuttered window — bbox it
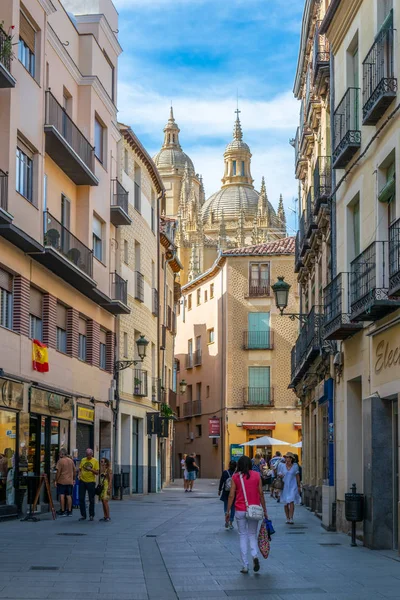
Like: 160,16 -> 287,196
19,12 -> 35,76
78,318 -> 87,361
56,303 -> 67,353
30,288 -> 43,317
99,329 -> 107,370
247,313 -> 270,348
0,268 -> 13,330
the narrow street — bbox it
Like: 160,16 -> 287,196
0,479 -> 399,600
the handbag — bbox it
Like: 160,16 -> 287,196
240,474 -> 264,521
258,522 -> 271,559
264,518 -> 275,538
273,477 -> 284,490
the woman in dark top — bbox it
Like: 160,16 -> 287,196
218,460 -> 237,529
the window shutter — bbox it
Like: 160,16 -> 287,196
79,318 -> 87,335
30,287 -> 43,317
0,268 -> 12,292
56,303 -> 67,329
100,329 -> 106,345
20,12 -> 36,53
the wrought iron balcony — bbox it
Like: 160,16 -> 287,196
0,170 -> 10,225
243,330 -> 273,350
186,354 -> 194,369
290,306 -> 324,386
243,387 -> 274,407
350,241 -> 400,321
313,20 -> 330,91
135,271 -> 144,302
362,11 -> 397,125
389,219 -> 400,296
133,369 -> 148,397
107,271 -> 129,314
44,91 -> 98,186
305,187 -> 316,238
313,157 -> 332,215
0,26 -> 16,88
248,279 -> 269,297
183,402 -> 192,417
299,211 -> 310,257
323,273 -> 363,340
111,179 -> 131,226
294,231 -> 303,273
152,288 -> 159,316
193,400 -> 202,415
194,350 -> 202,366
333,88 -> 361,169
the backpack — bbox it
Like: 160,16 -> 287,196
224,471 -> 233,492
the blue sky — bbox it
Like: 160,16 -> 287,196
114,0 -> 304,234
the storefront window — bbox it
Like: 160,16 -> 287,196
0,409 -> 17,506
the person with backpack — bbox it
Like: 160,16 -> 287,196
218,460 -> 237,529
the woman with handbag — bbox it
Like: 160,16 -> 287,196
218,460 -> 237,529
226,455 -> 268,574
98,458 -> 112,522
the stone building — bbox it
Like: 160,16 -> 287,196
154,109 -> 288,285
174,238 -> 301,478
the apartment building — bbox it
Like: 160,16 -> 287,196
0,0 -> 124,517
291,0 -> 335,529
320,0 -> 400,550
174,238 -> 301,479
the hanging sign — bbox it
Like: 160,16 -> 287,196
159,417 -> 170,438
209,418 -> 220,438
147,412 -> 160,435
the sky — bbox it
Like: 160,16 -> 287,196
114,0 -> 304,235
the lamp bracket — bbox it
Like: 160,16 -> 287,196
115,359 -> 143,373
279,310 -> 308,325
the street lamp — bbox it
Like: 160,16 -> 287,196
272,276 -> 307,324
179,379 -> 187,395
115,334 -> 150,373
136,335 -> 149,361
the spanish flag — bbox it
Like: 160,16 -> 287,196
32,339 -> 49,373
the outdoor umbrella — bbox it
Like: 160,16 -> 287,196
240,436 -> 290,447
292,441 -> 302,448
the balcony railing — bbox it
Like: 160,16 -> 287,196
193,400 -> 202,415
249,279 -> 269,297
183,402 -> 192,417
290,306 -> 324,386
389,219 -> 400,296
313,20 -> 330,89
323,273 -> 363,340
110,272 -> 127,305
299,211 -> 309,257
194,350 -> 202,366
44,91 -> 97,185
152,377 -> 160,402
152,288 -> 159,316
186,354 -> 194,369
134,182 -> 141,212
362,10 -> 397,125
350,241 -> 400,321
43,210 -> 93,277
305,187 -> 316,237
243,330 -> 273,350
313,157 -> 331,215
135,271 -> 144,302
111,179 -> 130,226
0,169 -> 8,212
0,26 -> 15,88
294,231 -> 303,273
333,87 -> 361,169
133,369 -> 148,397
243,387 -> 274,407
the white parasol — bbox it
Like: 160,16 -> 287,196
240,436 -> 290,447
291,441 -> 302,448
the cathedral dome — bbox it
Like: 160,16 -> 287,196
153,107 -> 196,175
202,186 -> 260,222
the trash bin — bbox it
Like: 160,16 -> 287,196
113,473 -> 122,489
345,484 -> 364,547
122,472 -> 130,488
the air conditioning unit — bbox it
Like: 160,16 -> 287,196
189,432 -> 194,441
333,352 -> 343,367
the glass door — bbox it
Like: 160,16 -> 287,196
0,409 -> 17,507
132,418 -> 139,493
393,399 -> 399,550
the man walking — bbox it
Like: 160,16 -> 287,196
270,451 -> 283,500
78,448 -> 99,521
185,453 -> 199,492
55,448 -> 75,516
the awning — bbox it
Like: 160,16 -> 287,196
294,422 -> 302,430
242,422 -> 276,430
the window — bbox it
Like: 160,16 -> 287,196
151,190 -> 156,233
99,330 -> 107,370
204,290 -> 208,303
196,424 -> 202,437
248,366 -> 271,406
56,303 -> 67,353
78,318 -> 87,361
123,239 -> 129,264
207,328 -> 215,344
0,269 -> 13,330
134,164 -> 141,212
29,288 -> 43,341
19,12 -> 35,77
232,160 -> 237,175
188,294 -> 192,310
206,385 -> 210,398
124,148 -> 129,173
16,147 -> 33,202
188,338 -> 193,361
93,215 -> 103,261
197,288 -> 201,305
94,117 -> 104,162
247,313 -> 270,348
350,198 -> 360,259
103,50 -> 115,102
249,263 -> 269,295
241,161 -> 245,176
210,284 -> 214,299
378,0 -> 393,29
123,332 -> 128,357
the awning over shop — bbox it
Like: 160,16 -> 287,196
242,422 -> 276,430
294,422 -> 302,430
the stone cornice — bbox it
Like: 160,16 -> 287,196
39,0 -> 56,15
321,0 -> 363,54
75,14 -> 123,57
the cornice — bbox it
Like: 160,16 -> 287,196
38,0 -> 56,15
80,75 -> 117,116
323,0 -> 363,54
75,14 -> 123,56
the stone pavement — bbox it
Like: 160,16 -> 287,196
1,478 -> 400,600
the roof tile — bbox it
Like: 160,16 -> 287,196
222,236 -> 295,256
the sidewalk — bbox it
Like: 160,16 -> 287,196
0,478 -> 399,599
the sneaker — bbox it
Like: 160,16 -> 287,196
66,511 -> 73,517
79,517 -> 86,521
225,521 -> 229,529
185,489 -> 189,493
253,557 -> 260,573
289,518 -> 294,524
229,523 -> 234,530
89,516 -> 94,521
56,510 -> 66,517
286,519 -> 290,524
240,567 -> 249,574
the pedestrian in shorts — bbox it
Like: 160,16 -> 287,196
55,448 -> 75,516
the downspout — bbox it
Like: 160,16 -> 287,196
162,242 -> 177,388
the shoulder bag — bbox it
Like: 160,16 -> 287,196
240,474 -> 264,521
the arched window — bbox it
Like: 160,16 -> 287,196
241,161 -> 245,176
232,160 -> 237,175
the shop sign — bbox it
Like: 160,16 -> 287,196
230,444 -> 244,462
77,406 -> 95,422
147,412 -> 160,435
372,324 -> 400,388
209,418 -> 220,438
31,388 -> 73,419
159,417 -> 169,438
0,378 -> 23,410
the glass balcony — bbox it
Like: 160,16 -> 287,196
0,169 -> 11,225
111,179 -> 131,226
332,87 -> 361,169
243,387 -> 274,407
323,273 -> 363,340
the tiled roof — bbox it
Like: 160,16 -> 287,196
222,236 -> 295,256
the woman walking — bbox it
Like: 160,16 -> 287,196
99,458 -> 112,522
218,460 -> 237,530
251,453 -> 266,473
279,452 -> 301,524
226,456 -> 268,574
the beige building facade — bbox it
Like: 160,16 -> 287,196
0,0 -> 124,516
174,238 -> 301,479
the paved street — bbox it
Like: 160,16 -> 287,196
1,479 -> 400,600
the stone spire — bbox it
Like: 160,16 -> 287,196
221,110 -> 253,188
257,177 -> 267,216
251,215 -> 259,245
199,175 -> 205,206
188,244 -> 200,281
218,209 -> 227,250
162,105 -> 181,149
277,194 -> 286,233
233,108 -> 243,141
236,208 -> 246,248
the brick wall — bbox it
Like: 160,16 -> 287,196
67,308 -> 79,358
13,275 -> 30,336
43,294 -> 57,349
87,320 -> 100,366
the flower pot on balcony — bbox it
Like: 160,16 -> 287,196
44,228 -> 60,249
67,247 -> 81,266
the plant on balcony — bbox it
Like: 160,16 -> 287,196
134,377 -> 142,394
161,403 -> 174,418
44,228 -> 60,248
67,247 -> 81,266
0,23 -> 15,65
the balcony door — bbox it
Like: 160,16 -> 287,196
248,366 -> 270,406
248,312 -> 270,349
